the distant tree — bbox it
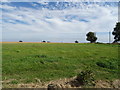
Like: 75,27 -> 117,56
19,40 -> 23,42
86,32 -> 97,43
75,40 -> 79,43
112,22 -> 120,43
42,41 -> 46,43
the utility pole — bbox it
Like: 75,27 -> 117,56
109,31 -> 111,44
94,32 -> 96,37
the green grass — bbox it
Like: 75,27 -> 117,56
2,43 -> 119,84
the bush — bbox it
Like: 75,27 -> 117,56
19,40 -> 23,42
75,40 -> 79,43
76,69 -> 95,86
42,41 -> 46,43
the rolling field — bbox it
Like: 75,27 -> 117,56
2,43 -> 119,87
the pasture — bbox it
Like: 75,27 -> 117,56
2,43 -> 119,87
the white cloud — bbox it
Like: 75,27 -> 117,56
37,1 -> 49,5
1,4 -> 16,10
1,2 -> 118,42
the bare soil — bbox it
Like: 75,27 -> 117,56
2,77 -> 120,88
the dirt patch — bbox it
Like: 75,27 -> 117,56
16,77 -> 77,88
2,77 -> 120,88
95,79 -> 120,88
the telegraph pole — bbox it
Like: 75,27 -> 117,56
109,31 -> 111,44
94,32 -> 96,37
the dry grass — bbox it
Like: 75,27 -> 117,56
2,78 -> 120,88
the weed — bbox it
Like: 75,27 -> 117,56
35,55 -> 47,58
76,68 -> 95,86
10,80 -> 18,84
16,50 -> 20,53
40,61 -> 45,64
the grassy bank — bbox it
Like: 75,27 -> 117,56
2,43 -> 119,85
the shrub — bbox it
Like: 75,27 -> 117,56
42,41 -> 46,43
19,40 -> 23,42
75,40 -> 79,43
76,69 -> 95,86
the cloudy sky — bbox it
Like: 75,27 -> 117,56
1,1 -> 119,43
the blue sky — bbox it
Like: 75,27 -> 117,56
1,1 -> 118,43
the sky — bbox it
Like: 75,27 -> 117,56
0,1 -> 119,43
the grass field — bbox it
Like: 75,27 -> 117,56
2,43 -> 119,86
